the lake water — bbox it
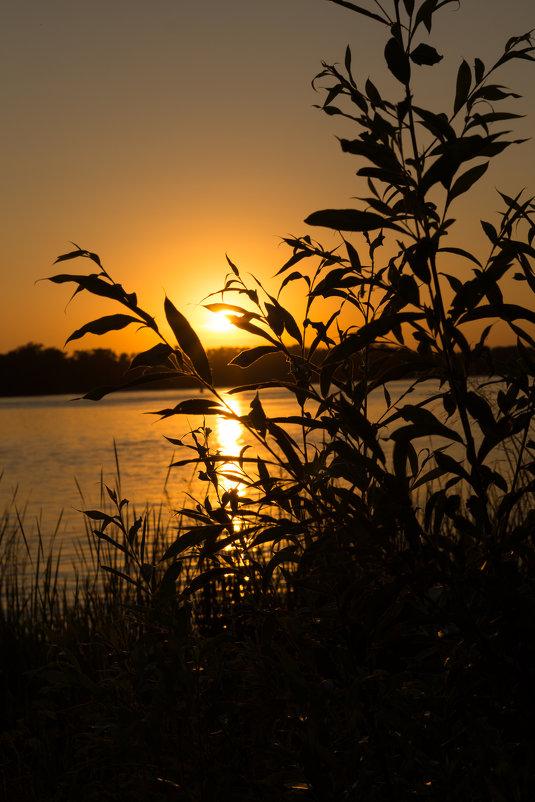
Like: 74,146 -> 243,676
0,386 -> 318,544
0,379 -> 511,572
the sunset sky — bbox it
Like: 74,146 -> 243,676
3,0 -> 534,357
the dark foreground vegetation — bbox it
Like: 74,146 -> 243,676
3,1 -> 535,799
0,341 -> 525,396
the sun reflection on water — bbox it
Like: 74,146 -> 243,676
215,395 -> 249,546
216,395 -> 246,496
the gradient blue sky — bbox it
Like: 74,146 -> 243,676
2,0 -> 534,355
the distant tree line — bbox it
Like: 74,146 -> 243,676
0,343 -> 293,396
0,343 -> 133,396
0,341 -> 522,397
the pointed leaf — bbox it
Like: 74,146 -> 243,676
54,247 -> 102,267
481,220 -> 499,244
83,509 -> 117,522
345,239 -> 362,271
329,0 -> 388,25
414,0 -> 458,33
267,421 -> 303,476
185,567 -> 237,596
454,59 -> 472,114
279,270 -> 310,291
262,546 -> 299,591
414,106 -> 456,142
227,381 -> 294,395
65,314 -> 141,345
164,297 -> 211,384
229,345 -> 279,368
152,398 -> 223,419
459,304 -> 535,326
227,315 -> 280,346
251,525 -> 301,549
203,302 -> 262,321
385,37 -> 411,84
365,78 -> 382,104
397,404 -> 464,443
80,371 -> 180,401
465,391 -> 495,433
340,137 -> 401,171
473,85 -> 520,102
226,254 -> 240,276
437,247 -> 482,267
46,273 -> 130,305
130,343 -> 174,369
161,525 -> 224,561
94,530 -> 128,554
324,312 -> 425,364
246,393 -> 268,437
305,208 -> 404,233
275,250 -> 310,276
278,303 -> 303,345
265,302 -> 285,336
406,240 -> 431,282
434,451 -> 470,480
472,57 -> 485,83
448,161 -> 489,201
410,465 -> 449,490
100,564 -> 149,593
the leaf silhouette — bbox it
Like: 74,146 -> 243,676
459,303 -> 535,326
54,247 -> 102,267
185,567 -> 237,596
403,0 -> 415,18
161,525 -> 224,561
385,37 -> 411,84
329,0 -> 388,25
324,312 -> 424,364
130,343 -> 174,369
79,371 -> 180,401
267,422 -> 303,476
265,303 -> 285,336
152,398 -> 223,419
454,59 -> 472,113
448,161 -> 489,201
65,314 -> 141,345
265,299 -> 302,345
262,546 -> 299,591
47,273 -> 128,303
414,107 -> 455,142
229,346 -> 279,368
305,208 -> 404,233
164,297 -> 212,384
397,405 -> 464,443
227,316 -> 280,346
414,0 -> 459,33
410,43 -> 443,66
225,254 -> 240,276
203,302 -> 262,322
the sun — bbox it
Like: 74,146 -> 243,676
205,310 -> 237,334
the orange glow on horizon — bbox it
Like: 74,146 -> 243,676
2,0 -> 534,355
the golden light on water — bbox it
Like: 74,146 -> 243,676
216,395 -> 249,547
216,395 -> 246,496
